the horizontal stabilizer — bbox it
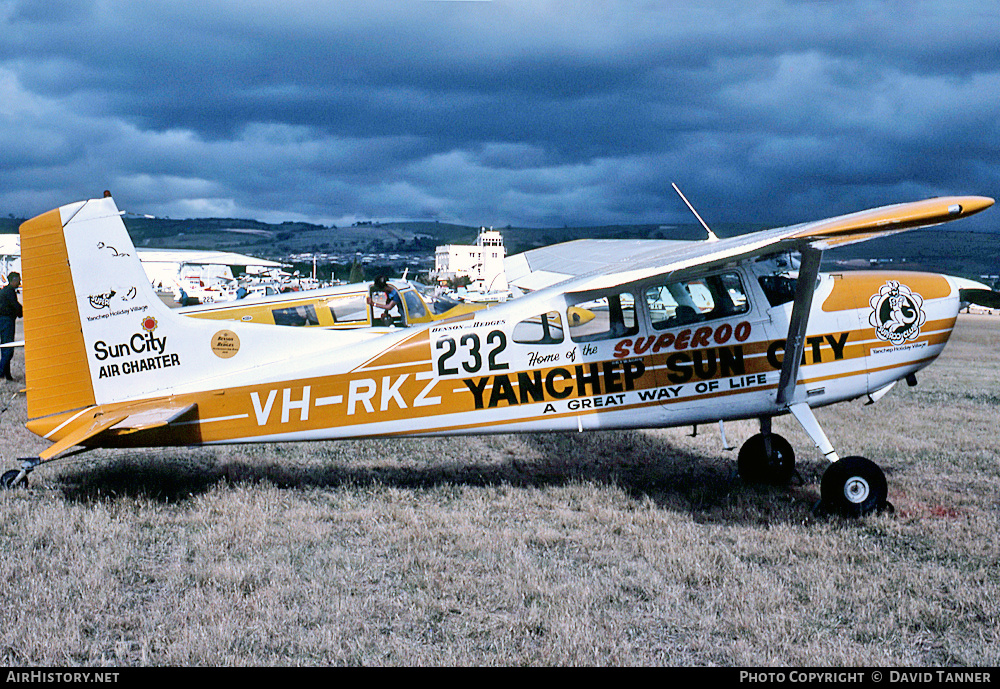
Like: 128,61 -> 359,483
959,288 -> 1000,310
38,402 -> 197,461
109,403 -> 197,432
39,412 -> 128,461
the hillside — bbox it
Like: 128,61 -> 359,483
1,213 -> 997,284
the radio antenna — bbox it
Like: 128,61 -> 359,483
672,183 -> 719,242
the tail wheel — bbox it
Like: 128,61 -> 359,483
737,433 -> 796,485
821,456 -> 887,517
1,469 -> 27,490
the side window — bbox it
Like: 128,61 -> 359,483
272,304 -> 320,327
644,273 -> 749,330
758,275 -> 797,307
328,295 -> 368,324
513,311 -> 564,345
567,292 -> 638,342
755,252 -> 799,307
402,289 -> 427,321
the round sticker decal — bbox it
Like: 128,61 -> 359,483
211,329 -> 241,358
869,280 -> 926,345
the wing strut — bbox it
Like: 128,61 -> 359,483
774,245 -> 841,462
775,246 -> 822,407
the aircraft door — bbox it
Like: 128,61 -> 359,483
639,270 -> 770,419
562,289 -> 660,424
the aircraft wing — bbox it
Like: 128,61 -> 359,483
505,239 -> 691,292
136,248 -> 285,268
508,196 -> 994,294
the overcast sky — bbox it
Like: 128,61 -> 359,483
1,0 -> 998,231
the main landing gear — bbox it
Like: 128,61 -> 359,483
737,414 -> 889,518
737,432 -> 796,486
819,456 -> 889,517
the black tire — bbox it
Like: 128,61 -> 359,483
1,469 -> 26,490
820,456 -> 887,517
738,433 -> 796,485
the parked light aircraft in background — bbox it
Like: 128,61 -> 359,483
3,194 -> 995,517
176,278 -> 482,329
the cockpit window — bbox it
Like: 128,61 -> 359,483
272,304 -> 320,327
328,295 -> 368,323
758,275 -> 798,307
755,252 -> 799,307
644,272 -> 749,330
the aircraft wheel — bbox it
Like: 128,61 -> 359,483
820,456 -> 887,517
1,469 -> 26,490
737,433 -> 796,485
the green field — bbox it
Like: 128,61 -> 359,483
0,315 -> 997,666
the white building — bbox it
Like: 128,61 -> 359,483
432,227 -> 508,293
0,235 -> 20,285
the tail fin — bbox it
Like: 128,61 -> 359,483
19,197 -> 218,420
19,196 -> 382,429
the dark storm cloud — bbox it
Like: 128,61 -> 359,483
1,0 -> 998,230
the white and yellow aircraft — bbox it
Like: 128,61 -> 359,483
176,278 -> 482,329
3,194 -> 994,517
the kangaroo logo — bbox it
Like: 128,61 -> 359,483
869,280 -> 926,345
96,241 -> 130,257
88,290 -> 116,310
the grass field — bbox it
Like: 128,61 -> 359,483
0,315 -> 997,666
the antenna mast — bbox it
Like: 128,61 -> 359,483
672,183 -> 719,242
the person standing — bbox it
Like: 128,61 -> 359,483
367,275 -> 404,326
0,271 -> 22,381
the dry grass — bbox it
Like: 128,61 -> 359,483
1,315 -> 998,666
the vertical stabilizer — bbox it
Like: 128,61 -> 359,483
20,197 -> 202,418
18,196 -> 378,430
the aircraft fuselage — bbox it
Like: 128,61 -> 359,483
27,266 -> 957,451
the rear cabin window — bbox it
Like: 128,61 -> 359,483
513,311 -> 564,345
272,304 -> 320,327
566,292 -> 638,342
328,295 -> 368,324
644,273 -> 749,330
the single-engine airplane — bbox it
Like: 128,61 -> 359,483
3,194 -> 995,517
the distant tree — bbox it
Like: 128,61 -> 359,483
348,258 -> 365,284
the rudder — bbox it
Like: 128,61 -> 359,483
19,204 -> 97,420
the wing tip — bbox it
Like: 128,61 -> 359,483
950,195 -> 994,217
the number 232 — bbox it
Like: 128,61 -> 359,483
436,330 -> 508,375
